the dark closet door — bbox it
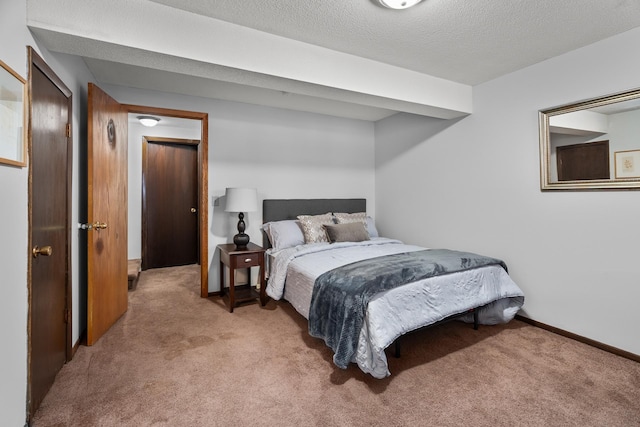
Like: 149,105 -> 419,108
557,140 -> 610,181
29,50 -> 72,418
143,139 -> 199,269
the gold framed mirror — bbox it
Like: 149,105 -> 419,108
539,88 -> 640,190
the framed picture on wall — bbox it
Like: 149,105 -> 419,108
614,149 -> 640,179
0,59 -> 27,167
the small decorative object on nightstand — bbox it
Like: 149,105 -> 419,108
218,242 -> 266,313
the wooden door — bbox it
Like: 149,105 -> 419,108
557,140 -> 610,181
28,49 -> 72,418
142,138 -> 199,269
86,83 -> 128,345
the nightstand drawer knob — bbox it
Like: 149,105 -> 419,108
245,258 -> 252,262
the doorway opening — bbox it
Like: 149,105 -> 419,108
124,105 -> 209,297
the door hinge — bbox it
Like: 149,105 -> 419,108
66,123 -> 71,138
64,309 -> 70,324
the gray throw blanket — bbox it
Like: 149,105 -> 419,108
308,249 -> 508,369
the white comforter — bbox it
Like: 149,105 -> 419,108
266,238 -> 525,378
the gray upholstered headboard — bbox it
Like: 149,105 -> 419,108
262,198 -> 366,248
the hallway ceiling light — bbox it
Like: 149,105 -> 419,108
137,116 -> 160,127
378,0 -> 423,9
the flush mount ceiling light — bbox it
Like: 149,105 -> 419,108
137,116 -> 160,127
378,0 -> 423,9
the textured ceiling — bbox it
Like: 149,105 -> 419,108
150,0 -> 640,85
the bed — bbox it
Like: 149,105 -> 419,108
262,198 -> 525,379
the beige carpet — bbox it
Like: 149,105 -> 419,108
32,264 -> 640,426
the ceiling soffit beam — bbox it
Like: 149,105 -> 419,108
29,28 -> 467,120
26,0 -> 472,119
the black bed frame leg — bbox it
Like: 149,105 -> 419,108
473,309 -> 479,330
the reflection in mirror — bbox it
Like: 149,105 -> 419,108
539,88 -> 640,190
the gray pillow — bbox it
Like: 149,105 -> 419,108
324,222 -> 370,243
334,212 -> 379,238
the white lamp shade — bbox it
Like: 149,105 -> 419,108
224,188 -> 258,212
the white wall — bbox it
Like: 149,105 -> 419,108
102,84 -> 376,293
1,0 -> 95,423
375,27 -> 640,356
0,1 -> 30,424
609,109 -> 640,152
608,109 -> 640,177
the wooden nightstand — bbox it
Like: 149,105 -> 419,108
218,243 -> 266,312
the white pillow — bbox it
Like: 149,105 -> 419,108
366,216 -> 379,238
262,220 -> 305,250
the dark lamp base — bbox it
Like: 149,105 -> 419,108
233,233 -> 250,249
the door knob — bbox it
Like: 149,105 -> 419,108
32,245 -> 53,258
190,207 -> 197,213
78,222 -> 108,230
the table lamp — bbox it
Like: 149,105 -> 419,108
224,187 -> 258,249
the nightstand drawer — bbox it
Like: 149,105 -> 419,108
235,253 -> 260,268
